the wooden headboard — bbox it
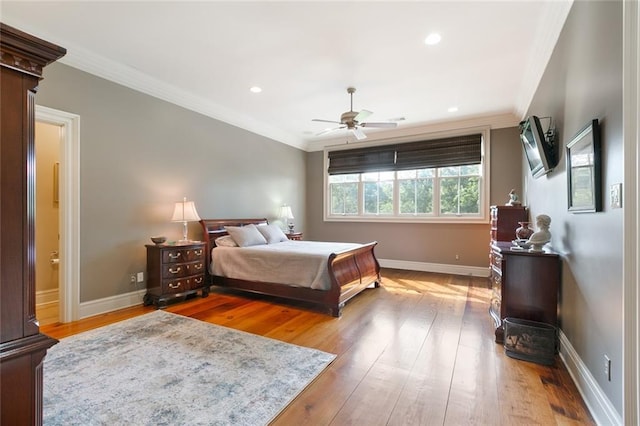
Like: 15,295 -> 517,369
199,218 -> 269,265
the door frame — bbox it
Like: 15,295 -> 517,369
36,105 -> 80,323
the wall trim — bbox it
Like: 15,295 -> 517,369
36,289 -> 59,306
379,259 -> 489,278
558,330 -> 622,426
79,289 -> 146,320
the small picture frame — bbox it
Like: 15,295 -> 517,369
566,119 -> 602,213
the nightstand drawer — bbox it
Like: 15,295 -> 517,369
161,260 -> 205,279
162,247 -> 205,264
162,274 -> 205,294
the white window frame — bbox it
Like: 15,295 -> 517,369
323,127 -> 491,224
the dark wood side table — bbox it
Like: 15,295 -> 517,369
144,241 -> 208,308
489,241 -> 561,343
285,231 -> 303,241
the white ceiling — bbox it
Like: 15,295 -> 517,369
1,1 -> 572,151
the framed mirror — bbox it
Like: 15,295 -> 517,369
566,119 -> 602,212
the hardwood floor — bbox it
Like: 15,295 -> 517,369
40,268 -> 594,425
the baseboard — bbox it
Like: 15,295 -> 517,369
36,288 -> 59,305
558,330 -> 622,425
79,288 -> 146,319
379,258 -> 490,277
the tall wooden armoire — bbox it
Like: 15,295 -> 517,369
0,23 -> 66,425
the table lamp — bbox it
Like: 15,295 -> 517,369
279,205 -> 294,232
171,197 -> 200,242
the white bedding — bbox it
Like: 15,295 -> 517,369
210,240 -> 363,291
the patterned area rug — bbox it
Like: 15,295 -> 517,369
43,310 -> 335,425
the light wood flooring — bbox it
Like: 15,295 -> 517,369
41,268 -> 594,425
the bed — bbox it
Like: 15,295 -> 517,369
199,218 -> 380,316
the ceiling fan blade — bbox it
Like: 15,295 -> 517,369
351,127 -> 367,140
387,117 -> 406,122
360,122 -> 398,128
317,126 -> 346,136
354,109 -> 373,122
312,118 -> 342,124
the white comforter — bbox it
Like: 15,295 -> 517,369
210,241 -> 363,291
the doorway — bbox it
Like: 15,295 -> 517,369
35,105 -> 81,324
35,122 -> 61,325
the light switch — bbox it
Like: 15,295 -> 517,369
610,183 -> 622,209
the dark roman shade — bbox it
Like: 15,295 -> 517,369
328,133 -> 482,175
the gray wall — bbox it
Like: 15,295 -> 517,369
524,1 -> 623,413
305,126 -> 524,268
37,63 -> 306,303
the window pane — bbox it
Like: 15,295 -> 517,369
379,171 -> 395,181
330,183 -> 358,215
362,172 -> 378,182
459,164 -> 481,175
399,180 -> 416,213
459,177 -> 480,213
439,166 -> 460,177
364,181 -> 393,214
329,173 -> 359,183
398,170 -> 416,179
439,177 -> 459,214
416,179 -> 433,213
400,179 -> 433,214
417,168 -> 435,178
379,181 -> 393,214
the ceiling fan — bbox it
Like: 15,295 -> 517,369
312,87 -> 404,140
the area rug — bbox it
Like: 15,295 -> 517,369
43,310 -> 335,425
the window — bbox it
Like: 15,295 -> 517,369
325,129 -> 489,223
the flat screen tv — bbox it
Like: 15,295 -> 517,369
519,115 -> 556,178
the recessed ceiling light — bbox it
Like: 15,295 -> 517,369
448,106 -> 459,113
424,33 -> 441,46
250,86 -> 262,93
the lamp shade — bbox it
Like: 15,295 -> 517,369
171,199 -> 200,222
279,205 -> 294,220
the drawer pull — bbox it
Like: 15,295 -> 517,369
194,277 -> 203,284
169,252 -> 181,259
169,266 -> 181,274
168,282 -> 182,289
194,249 -> 203,256
194,263 -> 203,270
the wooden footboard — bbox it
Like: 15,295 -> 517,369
199,219 -> 380,316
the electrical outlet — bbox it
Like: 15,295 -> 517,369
455,254 -> 460,260
129,274 -> 136,284
604,355 -> 611,381
137,272 -> 144,283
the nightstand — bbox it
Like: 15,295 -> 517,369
143,241 -> 208,308
285,231 -> 303,241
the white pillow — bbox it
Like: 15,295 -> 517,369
224,224 -> 267,247
214,235 -> 238,247
256,224 -> 289,244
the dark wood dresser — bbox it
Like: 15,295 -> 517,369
0,24 -> 66,425
144,242 -> 208,307
490,205 -> 528,242
489,241 -> 561,343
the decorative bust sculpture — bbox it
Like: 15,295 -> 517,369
506,189 -> 521,206
527,214 -> 551,252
